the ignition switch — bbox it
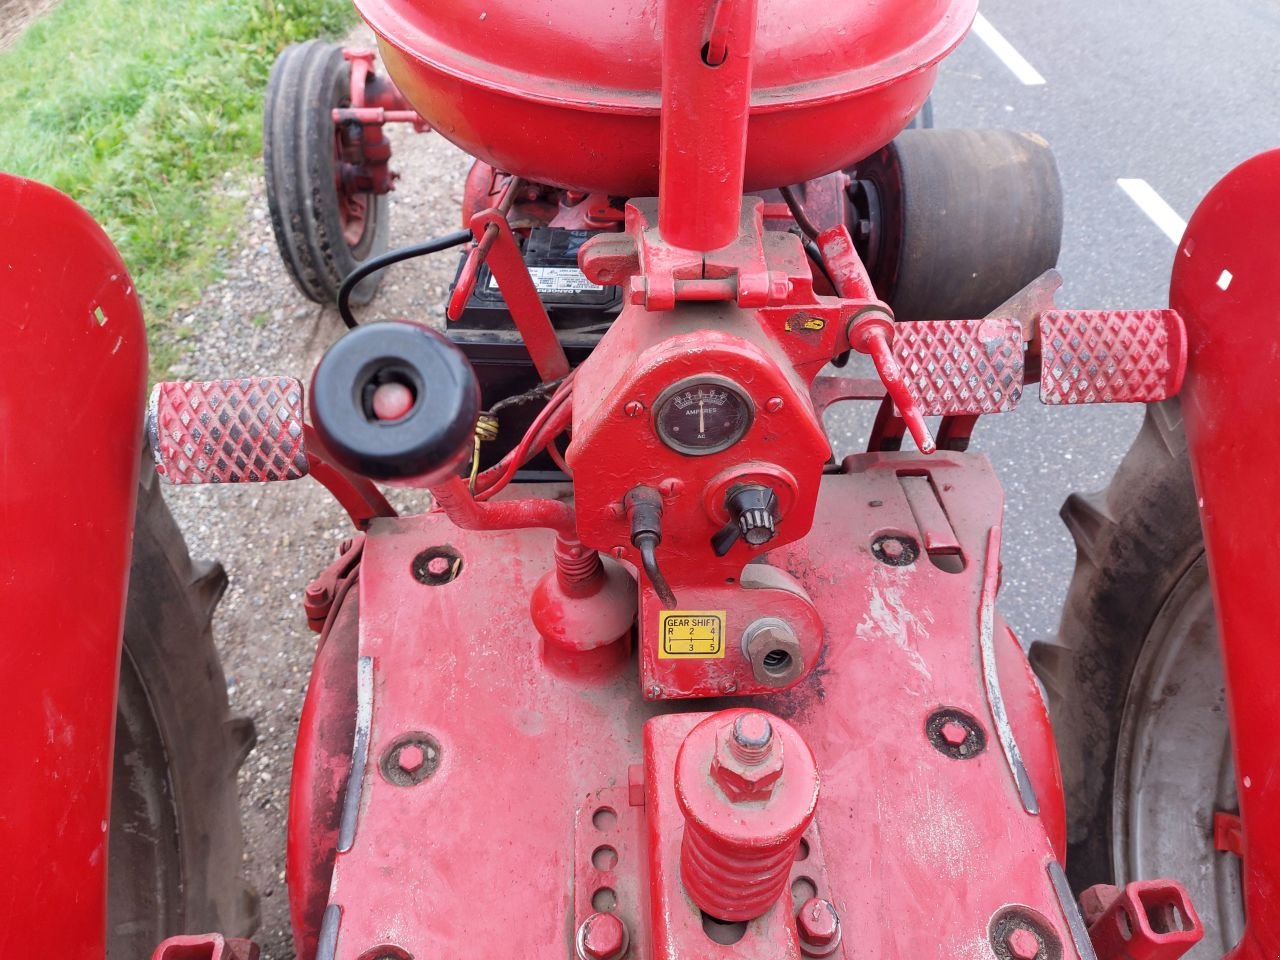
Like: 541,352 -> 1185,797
711,485 -> 780,556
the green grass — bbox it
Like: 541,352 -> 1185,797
0,0 -> 357,373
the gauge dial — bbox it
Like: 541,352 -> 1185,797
654,376 -> 754,456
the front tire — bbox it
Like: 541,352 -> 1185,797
1029,401 -> 1242,958
265,40 -> 391,306
107,449 -> 258,955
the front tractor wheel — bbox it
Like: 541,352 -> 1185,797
1030,402 -> 1242,959
265,40 -> 391,306
107,449 -> 258,955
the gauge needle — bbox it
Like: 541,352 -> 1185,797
698,400 -> 706,435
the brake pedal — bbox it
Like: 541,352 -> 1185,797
1039,309 -> 1186,404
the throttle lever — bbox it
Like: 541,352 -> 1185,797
848,310 -> 937,454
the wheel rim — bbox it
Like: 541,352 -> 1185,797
107,644 -> 183,954
333,127 -> 374,251
1112,554 -> 1244,957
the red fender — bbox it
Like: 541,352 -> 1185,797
0,176 -> 147,955
1175,148 -> 1280,959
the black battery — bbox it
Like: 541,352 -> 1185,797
446,227 -> 623,475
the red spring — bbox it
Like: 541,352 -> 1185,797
675,709 -> 819,921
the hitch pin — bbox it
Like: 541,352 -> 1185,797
447,176 -> 524,321
849,311 -> 936,455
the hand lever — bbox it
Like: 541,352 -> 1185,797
848,310 -> 936,454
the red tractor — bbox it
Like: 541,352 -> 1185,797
3,2 -> 1278,959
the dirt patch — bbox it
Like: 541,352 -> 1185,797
163,24 -> 470,958
0,0 -> 58,51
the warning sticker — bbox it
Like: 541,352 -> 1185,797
487,267 -> 604,295
658,611 -> 727,659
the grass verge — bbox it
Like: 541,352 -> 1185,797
0,0 -> 357,374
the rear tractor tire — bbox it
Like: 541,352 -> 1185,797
107,447 -> 258,955
1029,401 -> 1241,959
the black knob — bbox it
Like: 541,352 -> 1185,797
739,505 -> 777,545
310,320 -> 480,484
711,485 -> 780,556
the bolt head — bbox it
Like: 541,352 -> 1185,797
578,911 -> 627,960
426,555 -> 451,577
624,400 -> 644,417
1006,927 -> 1041,960
305,583 -> 329,603
711,717 -> 784,802
766,396 -> 784,413
396,743 -> 426,774
880,537 -> 905,559
371,380 -> 415,421
733,712 -> 773,751
940,720 -> 969,748
797,898 -> 840,948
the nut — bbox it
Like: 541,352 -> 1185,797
711,712 -> 784,802
577,911 -> 628,960
741,618 -> 804,687
396,744 -> 426,774
1006,927 -> 1041,960
939,720 -> 969,748
796,898 -> 841,956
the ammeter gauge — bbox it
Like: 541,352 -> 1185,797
653,376 -> 754,456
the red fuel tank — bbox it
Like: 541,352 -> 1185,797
354,0 -> 976,195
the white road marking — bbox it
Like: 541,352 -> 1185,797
1117,178 -> 1187,244
971,13 -> 1046,86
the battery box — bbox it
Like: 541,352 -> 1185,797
446,227 -> 623,474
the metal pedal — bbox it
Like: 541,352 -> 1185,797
148,377 -> 309,483
892,317 -> 1025,416
1039,309 -> 1186,404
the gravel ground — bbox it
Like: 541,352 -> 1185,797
164,25 -> 471,957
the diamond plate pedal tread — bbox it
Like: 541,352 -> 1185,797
148,377 -> 308,483
1039,309 -> 1186,405
892,317 -> 1025,416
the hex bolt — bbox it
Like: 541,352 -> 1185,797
879,537 -> 905,560
1006,927 -> 1041,960
371,380 -> 415,421
796,898 -> 842,957
577,911 -> 628,960
940,720 -> 969,748
426,555 -> 451,577
396,743 -> 426,775
305,583 -> 330,604
730,712 -> 774,764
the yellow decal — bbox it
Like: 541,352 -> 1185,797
783,315 -> 826,333
659,610 -> 727,659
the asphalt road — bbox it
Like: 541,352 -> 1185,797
867,0 -> 1280,645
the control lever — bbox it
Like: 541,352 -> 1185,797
848,310 -> 936,454
310,320 -> 480,486
711,485 -> 779,556
625,487 -> 677,607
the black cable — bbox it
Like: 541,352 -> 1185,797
801,236 -> 837,290
637,534 -> 678,608
338,229 -> 472,329
780,184 -> 822,240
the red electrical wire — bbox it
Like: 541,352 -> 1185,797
473,373 -> 576,500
